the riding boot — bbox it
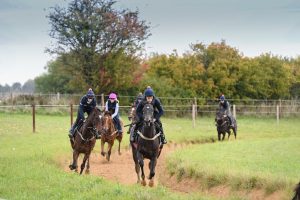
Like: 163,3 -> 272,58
130,124 -> 139,142
95,131 -> 101,139
160,132 -> 167,144
228,116 -> 234,127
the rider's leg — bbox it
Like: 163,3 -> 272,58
69,106 -> 84,138
113,116 -> 123,135
156,119 -> 167,144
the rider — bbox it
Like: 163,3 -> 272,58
105,92 -> 123,135
68,88 -> 100,139
131,88 -> 167,145
133,92 -> 144,108
219,94 -> 234,127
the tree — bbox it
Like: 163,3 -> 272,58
22,79 -> 35,93
46,0 -> 150,93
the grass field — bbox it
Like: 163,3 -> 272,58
166,117 -> 300,198
0,113 -> 299,199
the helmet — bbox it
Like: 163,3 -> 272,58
109,93 -> 117,100
144,88 -> 154,97
220,94 -> 225,101
137,92 -> 143,99
87,88 -> 95,98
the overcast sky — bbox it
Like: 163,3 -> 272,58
1,0 -> 300,85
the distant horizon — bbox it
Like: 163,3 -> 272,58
1,0 -> 300,85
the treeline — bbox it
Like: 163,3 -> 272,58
0,80 -> 35,93
34,0 -> 300,99
35,40 -> 300,99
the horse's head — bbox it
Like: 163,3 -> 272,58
128,106 -> 136,122
84,107 -> 102,137
102,111 -> 114,133
143,103 -> 154,126
215,110 -> 226,126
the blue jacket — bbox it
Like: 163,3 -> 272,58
80,95 -> 96,111
136,97 -> 164,120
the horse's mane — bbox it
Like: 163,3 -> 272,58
85,107 -> 100,125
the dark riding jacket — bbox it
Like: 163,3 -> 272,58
136,97 -> 164,121
78,95 -> 97,119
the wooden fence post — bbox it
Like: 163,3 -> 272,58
233,104 -> 236,119
192,104 -> 196,128
194,97 -> 197,118
101,93 -> 105,110
276,105 -> 279,124
70,104 -> 73,126
32,104 -> 35,133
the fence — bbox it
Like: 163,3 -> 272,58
1,102 -> 300,132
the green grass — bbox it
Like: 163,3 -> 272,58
0,113 -> 237,200
166,117 -> 300,198
1,113 -> 299,199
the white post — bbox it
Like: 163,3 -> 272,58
276,105 -> 279,124
192,104 -> 196,128
233,104 -> 236,119
57,92 -> 60,101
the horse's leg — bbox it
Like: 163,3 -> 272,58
101,139 -> 105,157
132,145 -> 140,183
69,150 -> 79,171
118,138 -> 121,155
228,130 -> 231,140
148,157 -> 157,187
137,151 -> 146,186
80,153 -> 89,175
85,157 -> 90,174
106,142 -> 112,161
233,127 -> 237,139
222,133 -> 225,141
218,132 -> 221,141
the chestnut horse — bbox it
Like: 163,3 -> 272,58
69,107 -> 102,174
100,111 -> 123,161
131,103 -> 161,187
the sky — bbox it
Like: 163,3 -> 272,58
1,0 -> 300,85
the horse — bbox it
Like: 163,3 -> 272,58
100,111 -> 123,161
127,105 -> 138,136
215,109 -> 237,141
131,103 -> 162,187
69,107 -> 102,174
292,182 -> 300,200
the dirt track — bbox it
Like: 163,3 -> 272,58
61,142 -> 284,200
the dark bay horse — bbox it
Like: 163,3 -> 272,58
100,111 -> 123,161
131,103 -> 161,187
69,107 -> 102,174
292,182 -> 300,200
215,109 -> 237,141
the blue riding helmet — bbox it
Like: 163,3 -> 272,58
87,88 -> 95,98
220,95 -> 225,101
144,88 -> 154,97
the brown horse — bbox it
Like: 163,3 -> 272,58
100,111 -> 123,161
69,107 -> 102,174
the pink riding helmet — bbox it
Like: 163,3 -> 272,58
109,93 -> 117,100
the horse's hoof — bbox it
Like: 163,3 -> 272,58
118,152 -> 122,156
69,164 -> 76,170
85,170 -> 90,175
149,179 -> 154,187
101,152 -> 105,157
141,180 -> 146,186
106,155 -> 110,162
